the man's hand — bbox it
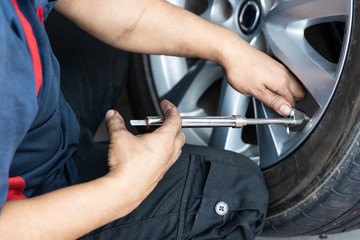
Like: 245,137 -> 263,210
105,100 -> 186,204
0,100 -> 185,240
220,38 -> 306,116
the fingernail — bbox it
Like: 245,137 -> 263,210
105,110 -> 115,120
280,105 -> 292,116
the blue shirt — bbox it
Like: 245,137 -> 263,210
0,0 -> 80,210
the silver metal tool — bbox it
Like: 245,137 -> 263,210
130,109 -> 310,130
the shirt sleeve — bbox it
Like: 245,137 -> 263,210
0,1 -> 39,211
40,0 -> 58,21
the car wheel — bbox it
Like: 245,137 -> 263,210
128,0 -> 360,236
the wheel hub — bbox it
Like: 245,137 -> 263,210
238,0 -> 262,35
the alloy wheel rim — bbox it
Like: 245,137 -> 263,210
149,0 -> 353,168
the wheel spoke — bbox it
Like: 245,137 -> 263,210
216,79 -> 250,116
160,59 -> 205,107
254,101 -> 290,168
209,79 -> 252,153
263,0 -> 351,108
200,0 -> 236,23
150,55 -> 188,97
269,0 -> 350,22
259,0 -> 276,15
161,60 -> 223,113
250,32 -> 267,53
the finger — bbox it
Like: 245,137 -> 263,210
156,100 -> 182,136
264,71 -> 295,107
289,75 -> 306,101
279,68 -> 306,102
256,88 -> 293,116
271,85 -> 295,107
105,110 -> 128,137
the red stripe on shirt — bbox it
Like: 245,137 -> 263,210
6,177 -> 27,201
7,0 -> 43,201
37,7 -> 44,24
11,0 -> 43,96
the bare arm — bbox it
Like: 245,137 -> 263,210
54,0 -> 305,116
54,0 -> 226,61
0,101 -> 185,240
0,176 -> 133,239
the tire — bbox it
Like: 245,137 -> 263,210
128,0 -> 360,237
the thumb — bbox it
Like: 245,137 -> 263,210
156,100 -> 182,136
105,110 -> 127,137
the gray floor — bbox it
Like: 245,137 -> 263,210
94,91 -> 360,240
257,230 -> 360,239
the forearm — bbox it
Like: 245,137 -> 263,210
0,176 -> 139,240
54,0 -> 243,65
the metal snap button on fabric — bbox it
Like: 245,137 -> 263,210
215,201 -> 228,216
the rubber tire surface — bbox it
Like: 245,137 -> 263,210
128,0 -> 360,236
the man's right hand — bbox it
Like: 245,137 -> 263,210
221,40 -> 306,116
105,100 -> 186,207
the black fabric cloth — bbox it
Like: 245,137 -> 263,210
47,11 -> 268,240
45,12 -> 129,135
79,145 -> 268,240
